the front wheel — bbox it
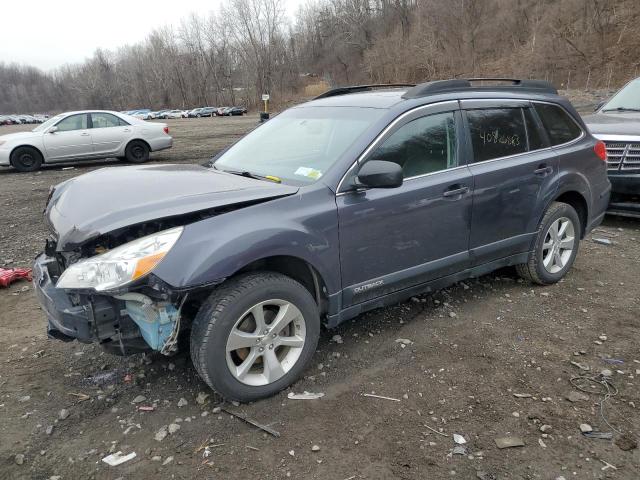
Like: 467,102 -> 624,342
516,201 -> 580,285
190,272 -> 320,402
11,146 -> 43,172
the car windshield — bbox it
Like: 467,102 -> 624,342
32,114 -> 64,132
213,106 -> 385,185
601,78 -> 640,111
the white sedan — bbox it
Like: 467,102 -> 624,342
0,110 -> 172,172
164,109 -> 188,119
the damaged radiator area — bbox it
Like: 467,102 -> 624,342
115,293 -> 184,355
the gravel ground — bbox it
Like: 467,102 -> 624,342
0,114 -> 639,480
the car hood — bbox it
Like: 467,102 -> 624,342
46,164 -> 299,250
0,131 -> 39,142
583,112 -> 640,136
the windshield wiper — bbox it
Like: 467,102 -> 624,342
602,107 -> 640,112
214,165 -> 281,183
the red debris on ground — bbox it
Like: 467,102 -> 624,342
0,268 -> 33,288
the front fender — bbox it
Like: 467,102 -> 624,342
153,187 -> 341,294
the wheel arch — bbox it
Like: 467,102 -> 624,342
234,255 -> 329,316
126,138 -> 152,152
10,144 -> 45,165
552,190 -> 589,238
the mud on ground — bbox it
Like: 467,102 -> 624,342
1,116 -> 639,480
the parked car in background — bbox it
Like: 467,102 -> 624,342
33,79 -> 609,402
198,107 -> 217,117
216,107 -> 229,116
161,109 -> 186,119
228,107 -> 247,116
0,116 -> 12,125
583,77 -> 640,218
132,110 -> 153,120
0,110 -> 172,172
188,108 -> 204,118
149,110 -> 168,119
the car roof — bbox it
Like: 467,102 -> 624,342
55,110 -> 128,116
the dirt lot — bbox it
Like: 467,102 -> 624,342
1,116 -> 639,480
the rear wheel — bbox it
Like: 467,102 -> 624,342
190,272 -> 320,402
516,201 -> 580,285
124,140 -> 150,163
10,146 -> 43,172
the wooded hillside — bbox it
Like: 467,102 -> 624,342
2,0 -> 639,113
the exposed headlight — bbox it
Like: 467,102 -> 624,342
56,227 -> 183,291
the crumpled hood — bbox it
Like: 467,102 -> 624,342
583,112 -> 640,136
46,164 -> 298,250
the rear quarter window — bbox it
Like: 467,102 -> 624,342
533,103 -> 582,146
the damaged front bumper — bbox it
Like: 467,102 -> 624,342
33,253 -> 181,355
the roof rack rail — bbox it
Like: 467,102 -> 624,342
314,84 -> 416,100
402,78 -> 558,99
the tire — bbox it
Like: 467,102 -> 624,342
10,146 -> 43,172
124,140 -> 150,163
190,272 -> 320,402
516,201 -> 581,285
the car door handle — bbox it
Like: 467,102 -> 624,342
534,165 -> 553,176
123,128 -> 131,132
442,185 -> 469,198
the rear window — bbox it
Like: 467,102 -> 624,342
466,108 -> 527,162
533,103 -> 582,146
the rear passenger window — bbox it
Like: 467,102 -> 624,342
467,109 -> 526,162
370,111 -> 457,178
533,103 -> 582,145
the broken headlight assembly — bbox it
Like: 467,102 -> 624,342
56,227 -> 183,291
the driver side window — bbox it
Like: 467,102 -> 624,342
370,112 -> 457,178
56,114 -> 88,132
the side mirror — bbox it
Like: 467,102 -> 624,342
48,126 -> 58,134
594,101 -> 605,112
354,160 -> 403,189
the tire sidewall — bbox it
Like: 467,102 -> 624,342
194,275 -> 320,402
533,204 -> 580,284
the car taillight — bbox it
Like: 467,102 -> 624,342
163,126 -> 169,135
594,140 -> 607,162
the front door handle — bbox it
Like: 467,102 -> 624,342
123,128 -> 131,132
80,132 -> 90,136
442,185 -> 469,198
534,165 -> 553,176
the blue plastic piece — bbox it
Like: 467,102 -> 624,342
125,301 -> 178,351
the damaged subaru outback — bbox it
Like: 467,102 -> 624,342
34,79 -> 610,402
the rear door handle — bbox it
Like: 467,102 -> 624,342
442,185 -> 469,198
80,132 -> 90,136
534,165 -> 553,176
123,128 -> 131,132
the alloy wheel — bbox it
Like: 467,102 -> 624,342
542,216 -> 575,274
225,299 -> 306,386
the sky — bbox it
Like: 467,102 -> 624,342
0,0 -> 305,71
